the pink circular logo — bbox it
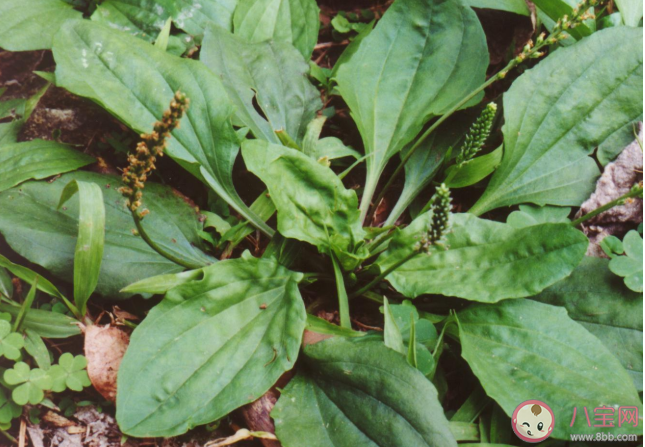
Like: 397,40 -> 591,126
512,400 -> 555,443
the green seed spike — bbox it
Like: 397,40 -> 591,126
456,102 -> 497,168
422,183 -> 452,252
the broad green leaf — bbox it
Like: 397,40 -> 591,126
386,115 -> 471,226
377,213 -> 587,302
234,0 -> 320,59
532,257 -> 643,390
444,146 -> 503,189
201,25 -> 321,145
24,330 -> 52,371
458,299 -> 642,439
463,0 -> 529,15
242,140 -> 368,270
0,171 -> 213,298
470,27 -> 643,215
92,0 -> 237,42
383,297 -> 405,354
53,20 -> 271,236
335,0 -> 488,220
272,337 -> 457,447
608,230 -> 643,292
0,304 -> 80,339
0,0 -> 81,51
58,180 -> 105,316
0,140 -> 94,193
117,256 -> 306,437
615,0 -> 644,26
506,205 -> 571,228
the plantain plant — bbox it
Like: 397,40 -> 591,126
0,0 -> 642,445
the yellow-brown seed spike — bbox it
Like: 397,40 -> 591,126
121,91 -> 189,218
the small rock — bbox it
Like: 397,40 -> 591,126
577,124 -> 643,256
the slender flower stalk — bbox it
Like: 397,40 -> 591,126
374,0 -> 600,218
351,185 -> 452,298
571,183 -> 643,227
455,103 -> 497,168
120,92 -> 200,270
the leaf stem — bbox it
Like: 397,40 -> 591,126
132,213 -> 202,270
331,255 -> 351,329
570,185 -> 643,227
0,428 -> 17,445
349,249 -> 419,299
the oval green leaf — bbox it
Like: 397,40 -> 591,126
0,0 -> 81,51
234,0 -> 320,59
201,25 -> 321,145
470,27 -> 643,215
52,20 -> 271,236
272,337 -> 456,447
241,140 -> 367,270
335,0 -> 488,218
532,256 -> 643,390
457,299 -> 642,439
0,140 -> 94,193
377,213 -> 588,302
117,256 -> 306,437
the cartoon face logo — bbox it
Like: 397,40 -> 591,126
512,400 -> 555,443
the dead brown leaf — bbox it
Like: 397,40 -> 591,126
84,325 -> 130,402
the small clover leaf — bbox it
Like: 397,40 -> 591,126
4,362 -> 52,405
49,353 -> 91,392
600,235 -> 624,258
0,320 -> 24,360
0,387 -> 20,424
608,230 -> 643,293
